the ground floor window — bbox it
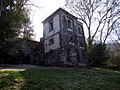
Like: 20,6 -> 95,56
49,38 -> 54,45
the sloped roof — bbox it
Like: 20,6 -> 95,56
42,8 -> 78,23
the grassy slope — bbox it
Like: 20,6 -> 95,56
0,71 -> 24,90
0,67 -> 120,90
0,64 -> 13,67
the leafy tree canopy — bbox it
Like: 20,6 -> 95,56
0,0 -> 34,57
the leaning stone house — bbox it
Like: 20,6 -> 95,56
0,8 -> 88,66
42,8 -> 88,66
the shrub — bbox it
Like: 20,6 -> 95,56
111,52 -> 120,66
88,43 -> 109,66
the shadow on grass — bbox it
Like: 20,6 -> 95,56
20,67 -> 120,90
1,67 -> 120,90
20,68 -> 76,90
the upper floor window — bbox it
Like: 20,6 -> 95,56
49,21 -> 53,32
67,19 -> 72,29
78,26 -> 82,35
49,38 -> 54,45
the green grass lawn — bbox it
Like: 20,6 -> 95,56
0,67 -> 120,90
0,64 -> 13,67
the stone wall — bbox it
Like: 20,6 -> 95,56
0,38 -> 44,65
23,38 -> 44,65
44,49 -> 60,66
44,14 -> 60,53
59,11 -> 88,66
42,8 -> 89,67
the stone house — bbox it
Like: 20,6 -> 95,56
0,8 -> 89,66
42,8 -> 89,66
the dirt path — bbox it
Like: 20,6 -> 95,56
0,64 -> 41,71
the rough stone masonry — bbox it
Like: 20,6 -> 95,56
0,8 -> 89,66
42,8 -> 89,66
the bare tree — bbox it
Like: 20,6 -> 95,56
110,20 -> 120,51
65,0 -> 120,46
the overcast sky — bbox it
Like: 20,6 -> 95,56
30,0 -> 65,41
30,0 -> 118,43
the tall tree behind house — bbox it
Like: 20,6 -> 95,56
65,0 -> 120,46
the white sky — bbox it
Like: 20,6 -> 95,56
30,0 -> 114,43
30,0 -> 65,41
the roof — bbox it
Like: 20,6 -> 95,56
42,8 -> 78,23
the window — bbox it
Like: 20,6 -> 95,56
80,42 -> 84,47
67,19 -> 72,29
49,38 -> 54,45
78,27 -> 82,35
69,37 -> 75,45
49,21 -> 53,32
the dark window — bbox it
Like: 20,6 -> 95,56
69,37 -> 75,45
80,42 -> 84,47
67,19 -> 72,29
49,21 -> 53,32
49,38 -> 54,45
69,37 -> 73,42
78,27 -> 82,35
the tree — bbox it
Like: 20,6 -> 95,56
0,0 -> 33,57
65,0 -> 120,46
88,43 -> 109,66
110,19 -> 120,52
19,19 -> 34,40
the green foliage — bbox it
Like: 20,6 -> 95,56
0,0 -> 34,57
0,71 -> 24,90
110,52 -> 120,66
88,43 -> 109,66
0,38 -> 25,57
20,19 -> 34,40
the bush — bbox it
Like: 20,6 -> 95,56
88,43 -> 109,66
110,52 -> 120,66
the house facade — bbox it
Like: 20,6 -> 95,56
0,8 -> 88,66
42,8 -> 88,66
